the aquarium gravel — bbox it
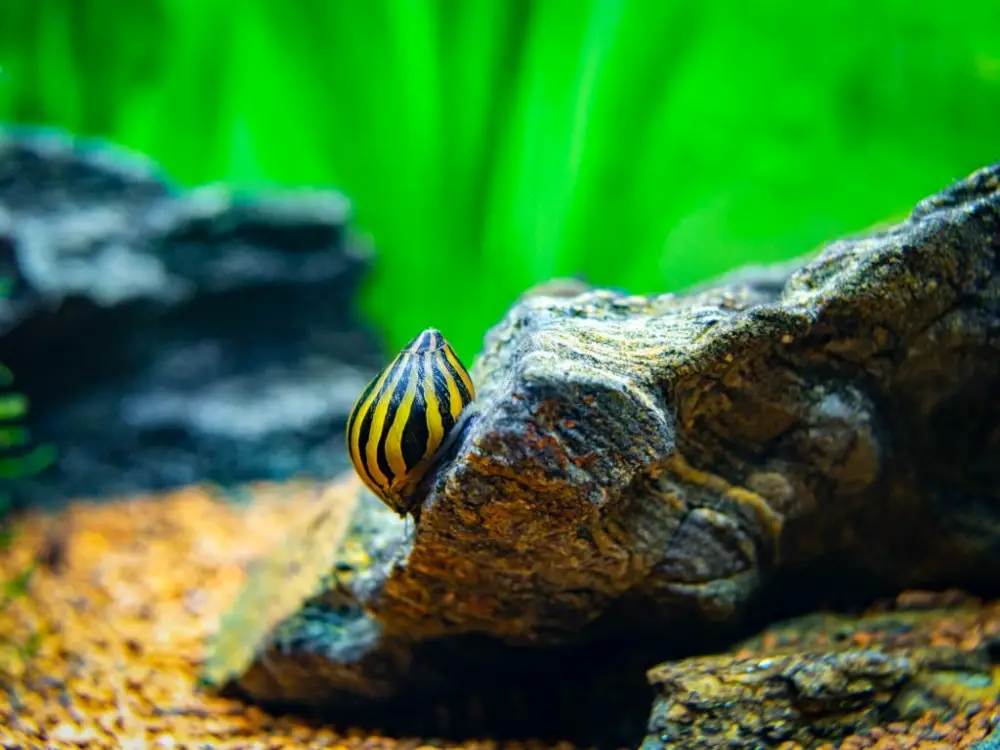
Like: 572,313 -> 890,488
0,482 -> 998,750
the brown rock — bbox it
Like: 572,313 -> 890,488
641,603 -> 1000,749
217,164 -> 1000,742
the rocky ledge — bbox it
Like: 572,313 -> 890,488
207,164 -> 1000,747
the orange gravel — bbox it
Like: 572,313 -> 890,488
0,481 -> 997,750
0,483 -> 573,750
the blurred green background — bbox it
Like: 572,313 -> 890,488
1,0 -> 998,361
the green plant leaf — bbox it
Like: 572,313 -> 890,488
0,394 -> 27,423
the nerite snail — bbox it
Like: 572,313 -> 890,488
346,328 -> 476,518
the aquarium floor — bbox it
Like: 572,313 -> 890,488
0,483 -> 997,750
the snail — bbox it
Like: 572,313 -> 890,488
345,328 -> 476,518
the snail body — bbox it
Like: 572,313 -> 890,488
345,328 -> 475,517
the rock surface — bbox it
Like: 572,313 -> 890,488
642,592 -> 1000,749
0,128 -> 384,507
214,163 -> 1000,743
385,160 -> 1000,645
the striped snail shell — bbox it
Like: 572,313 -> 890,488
345,328 -> 476,517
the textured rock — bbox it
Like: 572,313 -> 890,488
0,127 -> 383,507
218,164 -> 999,741
372,160 -> 999,641
641,595 -> 1000,749
644,649 -> 914,748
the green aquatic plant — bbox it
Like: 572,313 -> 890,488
0,364 -> 54,508
0,352 -> 51,684
2,1 -> 1000,360
0,274 -> 54,630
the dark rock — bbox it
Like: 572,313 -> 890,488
218,164 -> 999,741
642,649 -> 913,748
373,161 -> 998,640
0,127 -> 384,507
641,601 -> 999,749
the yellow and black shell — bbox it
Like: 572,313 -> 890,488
345,328 -> 476,517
